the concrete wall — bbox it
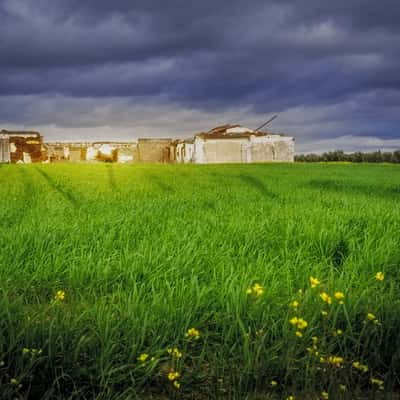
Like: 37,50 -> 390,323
250,141 -> 275,162
192,135 -> 294,164
0,136 -> 10,163
272,137 -> 295,162
137,138 -> 172,162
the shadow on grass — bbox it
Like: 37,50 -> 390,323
147,173 -> 174,193
36,168 -> 80,208
106,164 -> 119,193
308,179 -> 400,200
2,168 -> 36,228
236,173 -> 279,199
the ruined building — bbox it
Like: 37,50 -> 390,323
175,125 -> 295,163
1,124 -> 295,164
0,130 -> 47,163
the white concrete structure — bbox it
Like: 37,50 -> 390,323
176,125 -> 295,164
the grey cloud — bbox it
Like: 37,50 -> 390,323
0,0 -> 399,150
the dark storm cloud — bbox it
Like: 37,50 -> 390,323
0,0 -> 399,149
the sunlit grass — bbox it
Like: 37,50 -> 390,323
0,163 -> 399,399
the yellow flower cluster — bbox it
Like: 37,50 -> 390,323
321,391 -> 329,399
137,353 -> 149,363
309,276 -> 321,288
375,271 -> 384,281
54,290 -> 65,301
289,317 -> 308,330
186,327 -> 200,340
22,348 -> 43,356
167,369 -> 181,389
334,291 -> 345,304
307,336 -> 319,356
167,347 -> 183,358
168,370 -> 180,381
326,355 -> 344,367
370,377 -> 384,389
290,300 -> 299,308
320,292 -> 332,304
270,380 -> 278,387
352,361 -> 368,373
246,283 -> 264,297
289,317 -> 308,337
367,312 -> 380,325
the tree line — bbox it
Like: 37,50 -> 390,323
295,150 -> 400,163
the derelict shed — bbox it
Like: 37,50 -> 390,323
0,130 -> 47,163
175,124 -> 295,164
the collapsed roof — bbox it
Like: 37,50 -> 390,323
196,124 -> 270,139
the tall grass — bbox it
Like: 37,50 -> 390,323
0,163 -> 399,399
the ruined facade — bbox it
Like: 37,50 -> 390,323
46,142 -> 137,163
175,125 -> 295,164
0,130 -> 47,163
1,124 -> 295,164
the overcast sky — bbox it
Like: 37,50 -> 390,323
1,0 -> 399,152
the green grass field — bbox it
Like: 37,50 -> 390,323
0,163 -> 399,399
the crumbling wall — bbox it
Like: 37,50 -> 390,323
250,141 -> 275,162
9,135 -> 46,163
273,138 -> 295,162
137,139 -> 172,162
202,139 -> 247,163
0,136 -> 11,163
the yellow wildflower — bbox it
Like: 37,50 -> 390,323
10,378 -> 18,385
167,347 -> 182,358
290,316 -> 308,330
295,331 -> 303,338
168,370 -> 180,381
327,355 -> 344,367
321,391 -> 329,399
137,353 -> 149,362
334,292 -> 345,304
367,313 -> 376,321
287,396 -> 295,400
334,329 -> 343,336
309,276 -> 321,288
296,318 -> 308,330
270,380 -> 278,387
352,361 -> 368,372
54,290 -> 65,301
173,380 -> 181,389
375,272 -> 384,281
186,327 -> 200,340
370,377 -> 384,386
246,283 -> 264,297
320,292 -> 332,304
290,300 -> 299,308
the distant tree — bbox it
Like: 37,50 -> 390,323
295,149 -> 400,163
